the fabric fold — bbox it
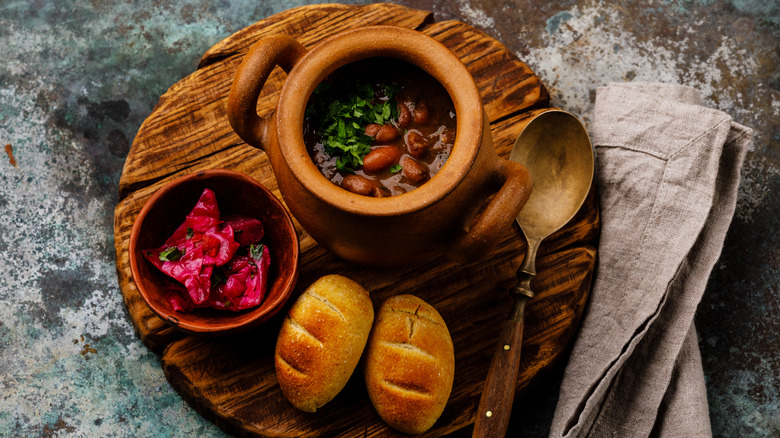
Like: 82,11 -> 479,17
549,82 -> 751,438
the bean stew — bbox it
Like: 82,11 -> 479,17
303,58 -> 456,197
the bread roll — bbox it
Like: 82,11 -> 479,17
363,294 -> 455,434
275,275 -> 374,412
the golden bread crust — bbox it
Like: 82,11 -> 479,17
275,275 -> 374,412
363,294 -> 455,434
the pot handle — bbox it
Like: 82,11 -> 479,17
446,158 -> 532,263
227,35 -> 308,150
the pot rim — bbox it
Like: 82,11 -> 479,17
276,25 -> 484,216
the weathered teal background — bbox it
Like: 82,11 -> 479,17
0,0 -> 777,436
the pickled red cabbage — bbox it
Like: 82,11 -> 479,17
222,215 -> 264,247
143,188 -> 271,312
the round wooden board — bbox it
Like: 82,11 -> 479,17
113,3 -> 599,437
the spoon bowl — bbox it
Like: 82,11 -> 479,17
474,109 -> 594,437
510,110 -> 594,240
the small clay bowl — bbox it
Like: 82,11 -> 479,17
129,169 -> 300,335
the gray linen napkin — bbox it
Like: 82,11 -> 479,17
549,82 -> 752,438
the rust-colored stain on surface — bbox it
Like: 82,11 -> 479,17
5,144 -> 16,167
80,343 -> 97,358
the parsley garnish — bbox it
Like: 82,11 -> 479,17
307,81 -> 400,172
158,246 -> 183,262
250,243 -> 265,261
390,164 -> 402,173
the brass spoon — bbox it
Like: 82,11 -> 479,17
473,110 -> 594,437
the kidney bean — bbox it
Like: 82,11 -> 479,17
405,130 -> 429,159
412,101 -> 430,124
397,101 -> 411,128
371,186 -> 390,198
365,123 -> 381,138
362,146 -> 401,174
440,128 -> 455,144
365,123 -> 400,143
401,156 -> 429,184
341,174 -> 375,196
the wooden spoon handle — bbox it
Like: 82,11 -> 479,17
473,297 -> 528,438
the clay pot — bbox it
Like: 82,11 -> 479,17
227,26 -> 532,266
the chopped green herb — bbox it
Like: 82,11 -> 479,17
390,164 -> 402,173
186,227 -> 194,239
158,246 -> 183,262
250,243 -> 265,261
306,80 -> 401,172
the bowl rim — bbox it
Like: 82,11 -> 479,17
128,168 -> 300,335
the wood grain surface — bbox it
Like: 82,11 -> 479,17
113,3 -> 599,436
